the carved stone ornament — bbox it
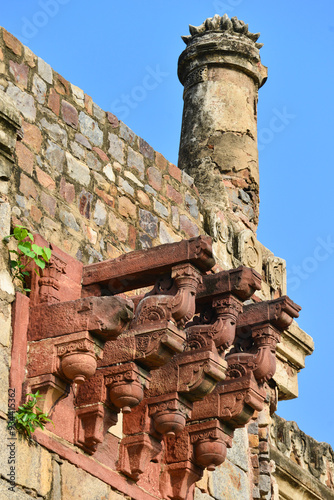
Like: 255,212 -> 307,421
38,254 -> 67,304
237,229 -> 262,273
105,362 -> 150,414
148,392 -> 192,436
183,65 -> 208,93
266,255 -> 286,293
56,334 -> 102,385
118,433 -> 162,480
75,403 -> 117,454
188,420 -> 233,471
208,212 -> 234,254
181,14 -> 263,49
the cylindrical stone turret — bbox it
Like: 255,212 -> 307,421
178,14 -> 267,226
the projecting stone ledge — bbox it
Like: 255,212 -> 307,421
274,320 -> 314,400
271,414 -> 334,499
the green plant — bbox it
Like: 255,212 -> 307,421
3,225 -> 52,292
14,391 -> 53,439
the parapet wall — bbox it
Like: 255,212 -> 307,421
0,28 -> 203,265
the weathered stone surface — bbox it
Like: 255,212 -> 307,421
139,209 -> 158,238
159,221 -> 181,244
79,112 -> 103,146
20,173 -> 38,199
3,29 -> 22,56
154,199 -> 168,218
75,132 -> 92,150
124,170 -> 143,187
62,100 -> 79,129
103,163 -> 115,182
48,88 -> 60,115
71,83 -> 85,107
180,214 -> 199,237
208,459 -> 250,500
41,118 -> 67,147
118,177 -> 134,197
107,111 -> 119,128
119,122 -> 136,146
38,56 -> 53,84
36,165 -> 56,190
87,151 -> 102,171
6,83 -> 36,121
194,490 -> 214,500
16,141 -> 34,174
185,192 -> 199,218
0,479 -> 35,499
59,208 -> 80,231
45,140 -> 65,173
32,73 -> 47,104
128,147 -> 144,178
119,196 -> 136,219
22,120 -> 43,153
60,461 -> 110,499
139,137 -> 154,160
9,61 -> 29,88
227,428 -> 249,472
66,152 -> 90,186
0,419 -> 53,496
93,102 -> 105,122
108,133 -> 124,164
147,166 -> 162,191
94,200 -> 107,226
0,348 -> 10,412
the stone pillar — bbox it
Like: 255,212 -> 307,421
178,14 -> 267,226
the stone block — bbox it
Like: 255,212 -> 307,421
79,112 -> 103,147
41,118 -> 67,148
60,460 -> 110,500
127,147 -> 144,178
94,200 -> 107,226
208,459 -> 250,500
38,57 -> 53,84
0,478 -> 34,499
32,74 -> 47,104
9,61 -> 29,89
226,427 -> 249,472
180,214 -> 200,238
66,152 -> 90,187
22,121 -> 43,153
45,140 -> 65,174
62,100 -> 79,129
6,84 -> 36,122
147,166 -> 162,191
139,209 -> 158,238
194,489 -> 214,500
154,199 -> 168,218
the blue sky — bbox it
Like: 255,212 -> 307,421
2,1 -> 334,446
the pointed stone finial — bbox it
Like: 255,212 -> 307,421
181,14 -> 263,49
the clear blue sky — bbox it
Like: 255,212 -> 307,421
2,1 -> 334,446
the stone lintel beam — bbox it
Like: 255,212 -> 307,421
237,296 -> 301,332
196,266 -> 262,304
82,235 -> 215,293
28,295 -> 134,341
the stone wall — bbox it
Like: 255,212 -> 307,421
0,24 -> 327,500
0,28 -> 203,266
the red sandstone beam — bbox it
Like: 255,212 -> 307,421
28,296 -> 134,341
196,266 -> 262,303
236,296 -> 301,332
82,236 -> 215,293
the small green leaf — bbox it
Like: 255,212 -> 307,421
32,244 -> 43,256
34,257 -> 45,269
43,247 -> 52,261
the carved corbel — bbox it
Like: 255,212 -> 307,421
177,349 -> 227,401
55,333 -> 103,384
160,461 -> 203,500
148,392 -> 192,437
118,433 -> 162,480
75,403 -> 117,454
24,374 -> 69,414
186,293 -> 243,353
37,253 -> 67,304
187,419 -> 233,471
105,362 -> 150,414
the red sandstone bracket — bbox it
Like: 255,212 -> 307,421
82,235 -> 215,293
